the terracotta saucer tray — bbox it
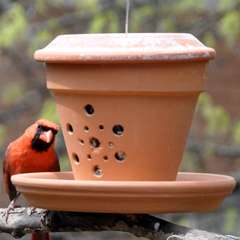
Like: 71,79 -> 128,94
12,171 -> 235,213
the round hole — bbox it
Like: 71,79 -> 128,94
89,137 -> 101,148
113,125 -> 124,136
66,123 -> 74,134
87,154 -> 92,160
103,155 -> 108,160
78,139 -> 84,145
84,104 -> 94,115
94,165 -> 103,177
99,125 -> 104,130
108,141 -> 114,148
115,151 -> 126,162
84,126 -> 89,132
72,153 -> 80,163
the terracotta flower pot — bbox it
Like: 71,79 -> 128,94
34,33 -> 215,181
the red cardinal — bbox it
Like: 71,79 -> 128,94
3,119 -> 60,240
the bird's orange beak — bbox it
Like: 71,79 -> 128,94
39,130 -> 54,143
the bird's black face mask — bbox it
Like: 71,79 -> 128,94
31,125 -> 57,152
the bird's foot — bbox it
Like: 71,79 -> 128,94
3,193 -> 21,223
3,201 -> 16,223
27,207 -> 36,216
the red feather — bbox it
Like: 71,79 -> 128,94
3,119 -> 60,240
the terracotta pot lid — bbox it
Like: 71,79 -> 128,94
12,172 -> 235,213
34,33 -> 215,63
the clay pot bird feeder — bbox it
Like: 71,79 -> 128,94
12,33 -> 236,213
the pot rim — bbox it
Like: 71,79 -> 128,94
34,33 -> 215,64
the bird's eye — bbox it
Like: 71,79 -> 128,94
52,129 -> 58,135
39,126 -> 49,132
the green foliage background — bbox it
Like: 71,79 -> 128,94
0,0 -> 240,236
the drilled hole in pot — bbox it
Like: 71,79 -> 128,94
84,104 -> 94,116
93,165 -> 103,177
66,123 -> 73,135
99,125 -> 104,130
72,153 -> 80,164
78,139 -> 84,145
108,141 -> 114,148
87,154 -> 92,160
113,125 -> 124,136
90,137 -> 100,148
103,155 -> 108,160
115,151 -> 126,162
84,126 -> 89,132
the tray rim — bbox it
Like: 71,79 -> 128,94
12,171 -> 236,196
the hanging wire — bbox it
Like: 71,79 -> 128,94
125,0 -> 130,33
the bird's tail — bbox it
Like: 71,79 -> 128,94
31,231 -> 50,240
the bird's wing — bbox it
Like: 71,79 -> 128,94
3,144 -> 17,201
49,150 -> 61,172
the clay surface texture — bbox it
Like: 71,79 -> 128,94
35,33 -> 215,63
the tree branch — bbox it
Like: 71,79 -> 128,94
0,207 -> 235,239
